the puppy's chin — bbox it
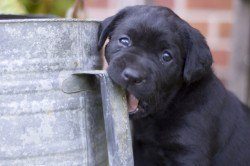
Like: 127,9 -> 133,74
126,92 -> 155,119
109,76 -> 155,119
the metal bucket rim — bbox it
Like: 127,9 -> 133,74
0,18 -> 100,24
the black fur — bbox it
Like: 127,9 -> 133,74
99,5 -> 250,166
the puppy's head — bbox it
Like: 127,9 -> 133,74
98,6 -> 213,118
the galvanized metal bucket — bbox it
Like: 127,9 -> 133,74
0,19 -> 133,166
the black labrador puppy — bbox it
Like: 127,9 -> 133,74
98,5 -> 250,166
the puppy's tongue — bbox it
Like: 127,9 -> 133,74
126,92 -> 139,113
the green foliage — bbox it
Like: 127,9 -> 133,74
20,0 -> 75,17
0,0 -> 27,14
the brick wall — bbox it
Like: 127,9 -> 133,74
85,0 -> 233,85
84,0 -> 145,19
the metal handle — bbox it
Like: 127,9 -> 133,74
62,70 -> 134,166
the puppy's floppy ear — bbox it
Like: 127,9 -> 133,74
183,26 -> 213,83
98,11 -> 126,50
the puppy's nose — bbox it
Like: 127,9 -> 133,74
122,68 -> 145,84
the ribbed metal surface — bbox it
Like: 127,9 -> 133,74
0,19 -> 108,165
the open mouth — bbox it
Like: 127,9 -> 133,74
126,92 -> 145,115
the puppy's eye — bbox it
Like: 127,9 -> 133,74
161,51 -> 172,62
119,37 -> 131,47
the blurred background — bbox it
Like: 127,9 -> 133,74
0,0 -> 249,106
